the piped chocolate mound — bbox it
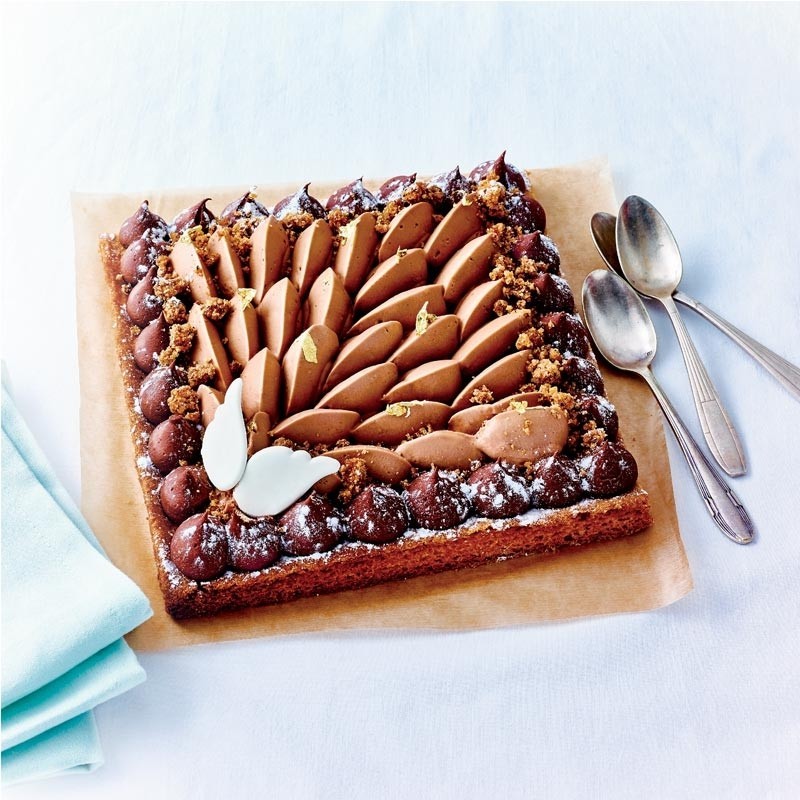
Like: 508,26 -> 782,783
348,485 -> 408,544
104,154 -> 650,613
374,173 -> 417,205
219,192 -> 269,227
582,442 -> 638,498
326,178 -> 380,216
405,469 -> 470,530
148,415 -> 201,474
428,166 -> 470,210
530,455 -> 583,508
467,463 -> 530,519
273,184 -> 326,222
119,201 -> 168,247
121,237 -> 169,284
139,366 -> 188,425
226,513 -> 281,571
173,198 -> 215,234
468,152 -> 528,193
170,512 -> 228,581
279,494 -> 344,556
159,466 -> 211,523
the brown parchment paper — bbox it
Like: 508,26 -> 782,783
72,158 -> 692,652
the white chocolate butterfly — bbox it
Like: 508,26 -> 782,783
200,378 -> 339,517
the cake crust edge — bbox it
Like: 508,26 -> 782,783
161,489 -> 652,619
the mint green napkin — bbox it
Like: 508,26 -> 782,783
1,714 -> 103,785
1,371 -> 152,786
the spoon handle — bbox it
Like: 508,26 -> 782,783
640,368 -> 755,544
660,295 -> 747,476
674,291 -> 800,402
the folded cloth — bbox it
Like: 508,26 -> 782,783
1,714 -> 103,786
2,640 -> 144,751
1,370 -> 152,785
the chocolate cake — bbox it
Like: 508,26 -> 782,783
99,154 -> 653,619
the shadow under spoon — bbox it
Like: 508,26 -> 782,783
581,268 -> 754,544
591,211 -> 800,405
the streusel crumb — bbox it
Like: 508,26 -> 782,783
168,386 -> 200,422
163,297 -> 188,324
202,297 -> 231,321
338,457 -> 369,505
188,361 -> 216,388
469,386 -> 494,405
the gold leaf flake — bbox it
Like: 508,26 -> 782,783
237,288 -> 256,308
385,400 -> 423,418
338,219 -> 358,242
301,331 -> 318,363
180,224 -> 204,246
415,301 -> 437,336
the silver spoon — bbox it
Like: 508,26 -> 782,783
582,269 -> 754,544
616,196 -> 746,477
591,211 -> 800,404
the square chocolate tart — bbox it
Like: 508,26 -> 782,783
100,155 -> 653,619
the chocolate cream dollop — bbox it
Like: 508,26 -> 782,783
468,151 -> 528,193
582,442 -> 638,498
219,191 -> 269,227
120,236 -> 169,284
159,465 -> 211,523
126,266 -> 163,326
133,314 -> 170,373
139,366 -> 188,425
325,178 -> 379,216
428,166 -> 470,210
226,512 -> 281,571
273,184 -> 326,221
560,356 -> 605,396
148,415 -> 202,473
577,396 -> 619,441
467,463 -> 530,519
540,312 -> 593,359
533,273 -> 574,312
347,485 -> 408,544
279,494 -> 344,556
505,193 -> 546,233
405,468 -> 470,530
118,201 -> 168,248
170,511 -> 228,581
172,198 -> 215,234
511,231 -> 560,269
529,455 -> 583,508
373,173 -> 416,205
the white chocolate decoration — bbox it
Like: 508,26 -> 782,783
200,378 -> 248,491
233,446 -> 340,517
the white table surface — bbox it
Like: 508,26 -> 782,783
3,3 -> 800,798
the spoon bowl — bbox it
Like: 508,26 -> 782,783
582,269 -> 656,371
590,212 -> 623,275
616,195 -> 683,298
